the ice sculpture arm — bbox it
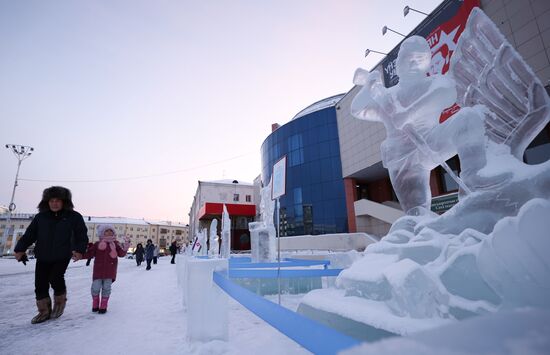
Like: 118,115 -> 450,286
450,7 -> 550,160
350,69 -> 387,123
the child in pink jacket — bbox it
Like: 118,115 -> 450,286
84,224 -> 130,314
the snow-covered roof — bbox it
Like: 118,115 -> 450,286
0,213 -> 186,226
201,179 -> 254,186
0,213 -> 35,220
291,93 -> 345,121
144,220 -> 188,227
84,216 -> 150,225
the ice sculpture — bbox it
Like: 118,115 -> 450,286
259,177 -> 275,226
352,36 -> 490,215
209,219 -> 219,257
190,235 -> 200,255
220,205 -> 231,258
249,178 -> 277,262
195,227 -> 207,256
299,8 -> 550,338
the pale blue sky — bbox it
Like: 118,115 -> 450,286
0,0 -> 441,222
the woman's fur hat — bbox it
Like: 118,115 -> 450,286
37,186 -> 74,212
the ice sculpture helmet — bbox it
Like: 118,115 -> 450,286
396,35 -> 432,83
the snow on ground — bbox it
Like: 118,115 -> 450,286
0,257 -> 309,355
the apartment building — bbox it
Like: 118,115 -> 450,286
0,214 -> 189,255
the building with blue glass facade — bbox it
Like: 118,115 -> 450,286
261,94 -> 348,236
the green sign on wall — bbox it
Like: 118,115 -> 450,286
431,192 -> 459,214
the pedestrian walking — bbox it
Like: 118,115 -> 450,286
14,186 -> 88,324
169,241 -> 178,264
134,243 -> 145,266
83,224 -> 130,314
153,244 -> 159,264
145,239 -> 154,270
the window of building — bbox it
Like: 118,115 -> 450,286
293,187 -> 302,204
356,183 -> 369,200
287,134 -> 304,167
245,195 -> 252,202
279,207 -> 287,237
20,225 -> 24,229
176,230 -> 182,235
524,127 -> 550,164
233,194 -> 239,202
440,156 -> 460,193
160,228 -> 168,234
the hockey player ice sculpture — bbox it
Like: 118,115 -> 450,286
249,178 -> 277,262
351,8 -> 550,232
299,8 -> 550,335
198,227 -> 208,256
220,205 -> 231,258
208,219 -> 219,257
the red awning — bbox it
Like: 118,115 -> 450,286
198,203 -> 256,220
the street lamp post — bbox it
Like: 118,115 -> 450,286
1,144 -> 34,256
382,25 -> 406,37
403,6 -> 429,17
365,49 -> 388,57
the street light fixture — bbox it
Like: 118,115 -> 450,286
1,144 -> 34,256
382,26 -> 406,37
365,49 -> 388,57
403,5 -> 429,17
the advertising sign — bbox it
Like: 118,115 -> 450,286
271,156 -> 287,200
431,192 -> 459,214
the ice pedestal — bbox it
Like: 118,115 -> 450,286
248,222 -> 276,262
176,254 -> 190,308
182,257 -> 229,342
299,198 -> 550,338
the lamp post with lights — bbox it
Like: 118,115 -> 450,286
1,144 -> 34,255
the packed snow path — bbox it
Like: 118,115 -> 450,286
0,257 -> 308,355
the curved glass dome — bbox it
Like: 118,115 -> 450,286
291,94 -> 345,121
